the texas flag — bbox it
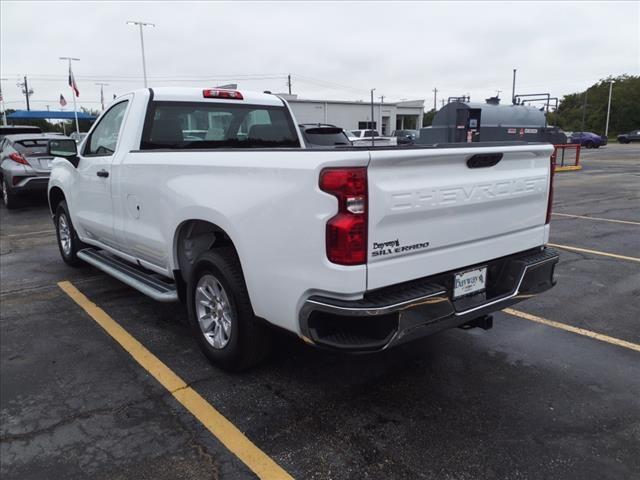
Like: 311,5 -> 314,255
59,94 -> 67,107
68,65 -> 79,97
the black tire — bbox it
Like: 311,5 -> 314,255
54,200 -> 87,267
186,248 -> 271,371
1,178 -> 18,209
585,141 -> 594,149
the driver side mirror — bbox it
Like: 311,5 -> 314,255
48,139 -> 79,167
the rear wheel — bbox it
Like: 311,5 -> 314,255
585,141 -> 594,149
1,179 -> 18,209
54,201 -> 87,267
187,248 -> 271,371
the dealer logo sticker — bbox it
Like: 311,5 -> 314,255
371,239 -> 430,258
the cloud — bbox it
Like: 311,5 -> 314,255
1,0 -> 638,112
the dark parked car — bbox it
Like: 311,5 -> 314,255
568,131 -> 607,148
0,125 -> 42,140
393,129 -> 420,145
298,124 -> 351,148
0,133 -> 65,208
617,129 -> 640,143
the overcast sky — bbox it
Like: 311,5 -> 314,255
1,1 -> 638,112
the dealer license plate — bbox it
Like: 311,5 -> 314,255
453,267 -> 487,299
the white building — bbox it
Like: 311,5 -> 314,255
280,94 -> 424,136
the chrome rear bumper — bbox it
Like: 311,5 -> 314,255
299,247 -> 559,351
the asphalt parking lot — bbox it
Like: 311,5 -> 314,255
1,144 -> 639,480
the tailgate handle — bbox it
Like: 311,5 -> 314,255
467,153 -> 503,168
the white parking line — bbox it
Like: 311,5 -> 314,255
504,308 -> 640,353
548,243 -> 640,263
3,229 -> 56,238
552,213 -> 640,226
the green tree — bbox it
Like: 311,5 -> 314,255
548,75 -> 640,137
423,108 -> 437,127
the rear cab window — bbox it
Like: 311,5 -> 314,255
141,102 -> 301,150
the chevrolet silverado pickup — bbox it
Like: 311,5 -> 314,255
47,87 -> 559,371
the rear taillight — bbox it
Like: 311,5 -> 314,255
546,156 -> 555,224
319,167 -> 367,265
202,89 -> 243,100
9,153 -> 29,165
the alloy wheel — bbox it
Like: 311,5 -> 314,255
195,274 -> 233,349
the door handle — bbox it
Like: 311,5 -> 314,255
97,169 -> 109,178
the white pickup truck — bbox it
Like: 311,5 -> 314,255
47,87 -> 559,371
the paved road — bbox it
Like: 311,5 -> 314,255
1,145 -> 639,479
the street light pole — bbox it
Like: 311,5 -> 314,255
127,20 -> 155,87
60,57 -> 80,134
370,88 -> 375,147
604,79 -> 614,138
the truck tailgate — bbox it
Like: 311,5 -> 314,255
367,144 -> 553,290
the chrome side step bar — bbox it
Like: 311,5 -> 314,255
77,248 -> 179,302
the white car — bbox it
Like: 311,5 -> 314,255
47,87 -> 559,370
345,129 -> 397,146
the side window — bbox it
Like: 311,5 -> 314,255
84,101 -> 129,156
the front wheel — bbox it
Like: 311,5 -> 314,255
54,201 -> 87,267
186,248 -> 271,371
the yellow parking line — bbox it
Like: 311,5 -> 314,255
552,213 -> 640,226
547,243 -> 640,263
504,308 -> 640,353
554,165 -> 582,172
57,281 -> 293,480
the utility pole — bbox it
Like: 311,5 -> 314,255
0,78 -> 7,125
604,79 -> 614,138
18,76 -> 33,110
432,87 -> 438,111
370,88 -> 375,147
127,20 -> 155,87
511,68 -> 517,104
580,89 -> 588,133
60,57 -> 80,134
287,74 -> 292,95
95,82 -> 109,110
378,96 -> 385,135
441,99 -> 445,108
